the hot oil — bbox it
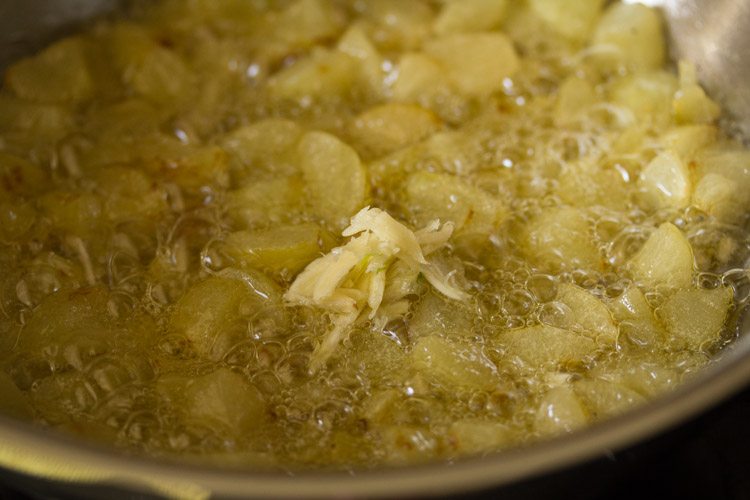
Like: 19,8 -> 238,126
0,0 -> 749,470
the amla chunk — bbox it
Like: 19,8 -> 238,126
573,378 -> 645,419
404,171 -> 505,236
169,275 -> 284,360
608,285 -> 665,347
226,177 -> 304,228
411,336 -> 498,391
448,420 -> 512,455
591,3 -> 665,72
639,151 -> 691,209
162,368 -> 266,433
221,119 -> 303,180
409,291 -> 475,340
433,0 -> 509,35
224,223 -> 331,276
298,131 -> 368,230
424,33 -> 518,97
6,37 -> 94,103
497,325 -> 597,368
658,286 -> 733,350
535,386 -> 588,435
626,223 -> 694,290
520,207 -> 601,272
529,0 -> 605,41
268,49 -> 358,101
351,103 -> 440,158
556,284 -> 618,345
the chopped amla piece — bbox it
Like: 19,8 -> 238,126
608,285 -> 665,347
639,151 -> 691,209
411,336 -> 498,391
529,0 -> 605,41
284,207 -> 467,370
674,61 -> 721,125
448,420 -> 512,455
495,325 -> 597,368
519,206 -> 602,272
223,223 -> 332,275
169,272 -> 285,361
555,284 -> 618,345
5,37 -> 94,103
424,33 -> 519,97
658,286 -> 733,350
298,131 -> 369,230
591,2 -> 665,72
626,222 -> 694,290
351,103 -> 441,158
159,368 -> 266,433
433,0 -> 508,36
535,386 -> 588,435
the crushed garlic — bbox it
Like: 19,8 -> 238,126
284,207 -> 468,370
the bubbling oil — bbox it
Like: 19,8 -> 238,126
0,0 -> 749,470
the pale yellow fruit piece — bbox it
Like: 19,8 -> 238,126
424,33 -> 518,96
379,426 -> 437,465
433,0 -> 508,35
0,95 -> 72,136
38,191 -> 102,237
163,368 -> 266,432
639,151 -> 691,209
674,61 -> 720,125
222,119 -> 303,179
298,131 -> 369,230
554,76 -> 597,126
0,373 -> 32,420
659,125 -> 717,160
449,420 -> 512,454
573,378 -> 646,419
268,49 -> 358,101
351,103 -> 440,157
404,171 -> 505,235
411,336 -> 498,391
153,145 -> 229,191
557,160 -> 629,211
94,166 -> 166,223
536,386 -> 588,435
496,325 -> 597,367
19,287 -> 114,353
131,46 -> 192,104
392,53 -> 445,102
658,286 -> 733,350
359,0 -> 433,52
592,3 -> 665,72
627,222 -> 694,290
169,275 -> 284,360
556,284 -> 618,345
609,71 -> 678,126
695,149 -> 750,213
6,37 -> 93,103
0,153 -> 47,196
608,285 -> 665,347
224,223 -> 329,275
339,329 -> 406,384
274,0 -> 344,47
692,173 -> 742,224
520,206 -> 602,272
337,24 -> 384,95
225,176 -> 304,228
409,291 -> 475,340
529,0 -> 605,41
0,200 -> 36,242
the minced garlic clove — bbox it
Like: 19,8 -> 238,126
284,206 -> 467,371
